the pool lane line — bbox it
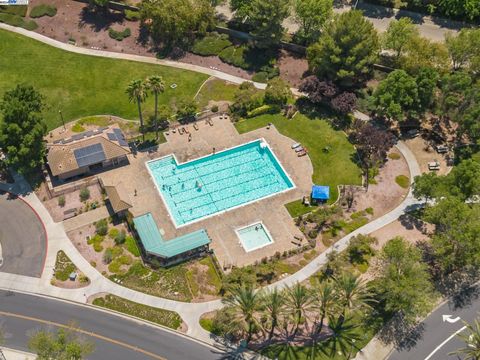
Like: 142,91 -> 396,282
0,311 -> 167,360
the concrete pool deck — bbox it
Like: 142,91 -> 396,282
98,115 -> 313,267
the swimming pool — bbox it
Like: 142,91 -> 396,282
236,222 -> 273,252
147,139 -> 295,227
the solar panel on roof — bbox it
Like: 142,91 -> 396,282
118,139 -> 129,147
84,130 -> 94,138
63,138 -> 73,143
73,143 -> 106,168
113,128 -> 125,140
107,133 -> 117,141
71,133 -> 85,141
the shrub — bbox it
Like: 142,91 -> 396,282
219,45 -> 249,69
308,229 -> 318,239
108,228 -> 119,240
246,104 -> 279,118
29,4 -> 57,18
395,175 -> 410,188
124,236 -> 140,257
108,28 -> 131,41
211,105 -> 219,113
79,274 -> 89,284
0,13 -> 37,30
79,187 -> 90,201
0,5 -> 27,16
103,248 -> 113,264
124,9 -> 140,21
115,229 -> 126,245
95,219 -> 108,236
58,195 -> 65,207
365,207 -> 374,215
388,152 -> 401,160
252,66 -> 280,83
191,33 -> 232,56
71,123 -> 86,133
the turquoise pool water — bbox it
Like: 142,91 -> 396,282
147,139 -> 294,227
236,222 -> 273,252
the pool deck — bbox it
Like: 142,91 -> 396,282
98,115 -> 313,267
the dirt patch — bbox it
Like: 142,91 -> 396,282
405,136 -> 452,175
37,182 -> 104,222
348,147 -> 410,220
277,50 -> 309,87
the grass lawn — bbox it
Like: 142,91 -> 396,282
0,29 -> 208,130
93,294 -> 182,329
195,79 -> 239,108
235,113 -> 362,202
285,199 -> 318,218
54,251 -> 76,281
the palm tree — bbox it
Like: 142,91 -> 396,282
322,315 -> 361,359
450,318 -> 480,360
334,272 -> 373,324
126,79 -> 148,142
285,282 -> 314,337
146,75 -> 165,140
222,285 -> 261,344
312,280 -> 337,336
261,288 -> 286,342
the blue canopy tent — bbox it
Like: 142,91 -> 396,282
311,185 -> 330,202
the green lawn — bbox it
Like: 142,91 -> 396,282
235,114 -> 362,202
195,79 -> 239,108
0,29 -> 208,130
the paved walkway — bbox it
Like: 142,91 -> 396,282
63,206 -> 109,232
0,139 -> 421,344
0,23 -> 424,346
1,347 -> 35,360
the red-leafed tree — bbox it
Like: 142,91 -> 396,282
331,92 -> 357,114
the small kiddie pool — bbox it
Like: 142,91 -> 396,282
236,222 -> 274,252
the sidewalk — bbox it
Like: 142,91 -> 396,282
1,347 -> 35,360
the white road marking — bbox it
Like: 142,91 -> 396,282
424,326 -> 467,360
442,315 -> 461,323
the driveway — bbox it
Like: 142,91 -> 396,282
0,192 -> 46,277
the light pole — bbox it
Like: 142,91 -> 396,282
59,110 -> 65,131
353,0 -> 360,9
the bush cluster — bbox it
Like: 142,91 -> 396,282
108,28 -> 131,41
29,4 -> 57,18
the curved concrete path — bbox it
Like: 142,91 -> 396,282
0,24 -> 423,344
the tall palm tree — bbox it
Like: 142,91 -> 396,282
222,285 -> 261,344
261,288 -> 286,342
146,75 -> 165,140
126,79 -> 148,142
312,280 -> 337,336
322,315 -> 361,359
450,318 -> 480,360
285,282 -> 314,337
334,272 -> 373,324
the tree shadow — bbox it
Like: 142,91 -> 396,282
356,2 -> 395,20
398,213 -> 427,233
434,270 -> 480,310
378,314 -> 426,350
394,9 -> 425,25
137,23 -> 150,47
79,6 -> 124,32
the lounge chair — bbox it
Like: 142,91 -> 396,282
193,123 -> 199,131
297,150 -> 307,157
291,143 -> 301,149
428,160 -> 440,171
295,146 -> 305,153
178,127 -> 184,135
184,127 -> 190,134
208,119 -> 214,126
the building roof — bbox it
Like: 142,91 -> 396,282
47,127 -> 130,176
103,182 -> 132,213
133,213 -> 211,258
312,185 -> 330,200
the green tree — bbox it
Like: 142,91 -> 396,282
425,197 -> 480,274
416,67 -> 439,110
413,172 -> 442,204
230,82 -> 263,116
294,0 -> 333,45
450,317 -> 480,360
126,79 -> 148,142
372,69 -> 419,121
323,315 -> 361,359
146,75 -> 165,140
230,0 -> 253,20
140,0 -> 214,48
248,0 -> 290,48
260,288 -> 285,341
264,77 -> 292,106
176,99 -> 198,121
28,328 -> 94,360
383,17 -> 419,59
375,237 -> 433,324
307,10 -> 379,87
334,272 -> 372,324
89,0 -> 109,11
312,280 -> 337,335
438,0 -> 480,21
445,28 -> 480,72
222,285 -> 260,343
438,71 -> 472,122
285,283 -> 313,336
0,84 -> 47,174
400,36 -> 450,75
448,159 -> 480,201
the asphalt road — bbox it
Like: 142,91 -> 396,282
389,285 -> 480,360
0,290 -> 224,360
0,193 -> 46,277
